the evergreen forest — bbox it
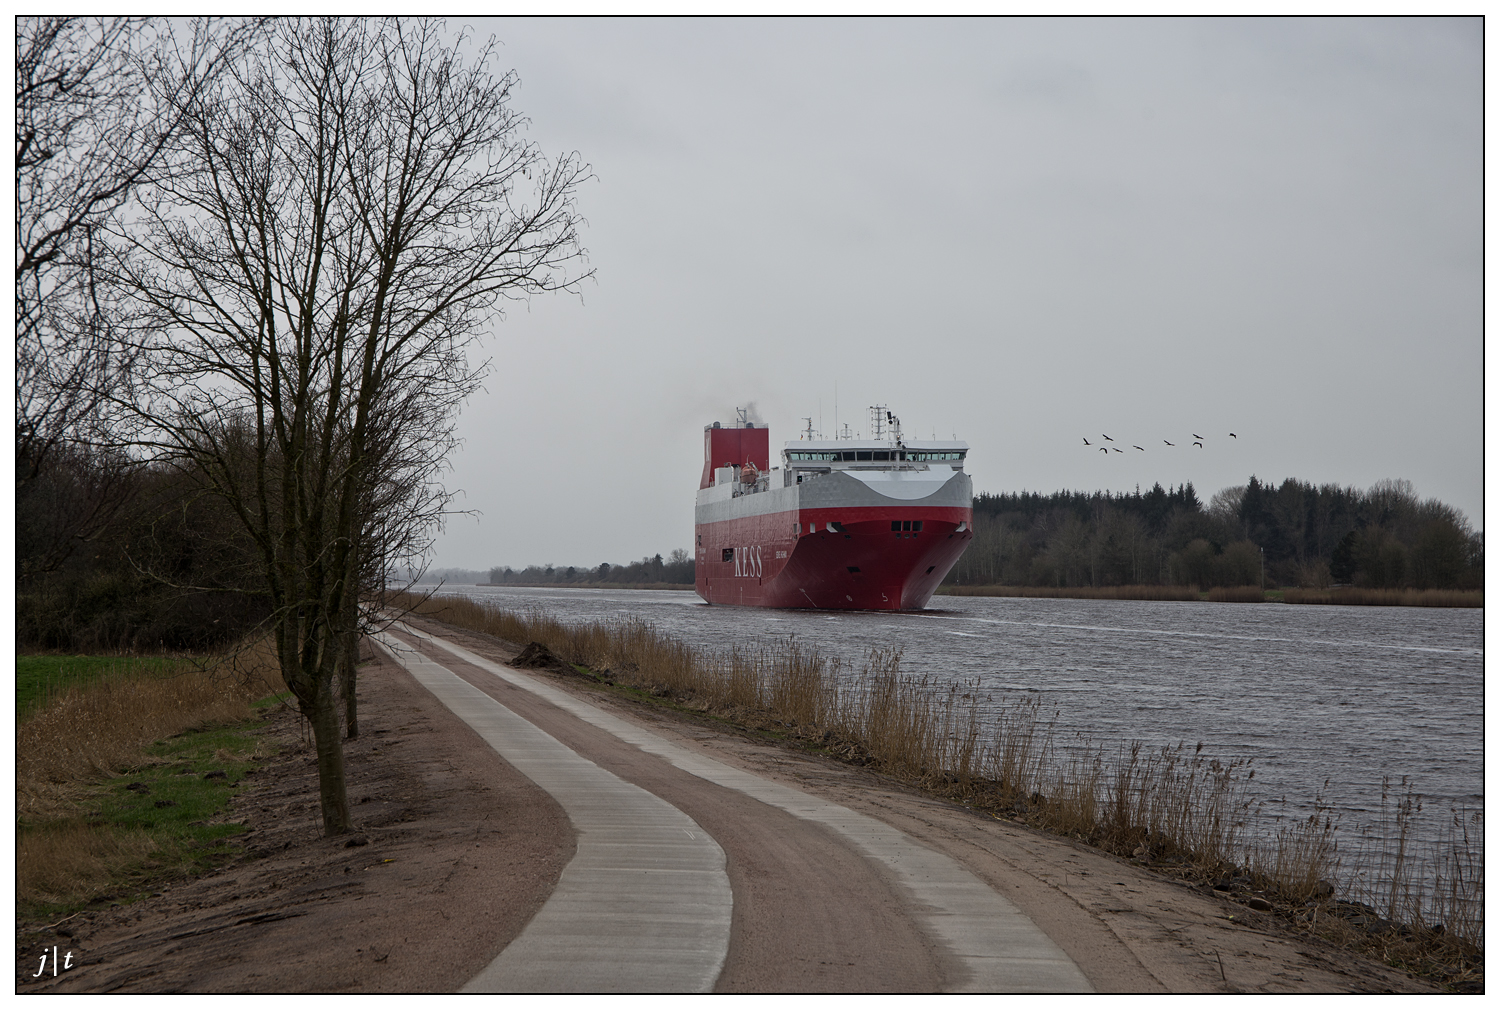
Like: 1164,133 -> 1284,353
946,477 -> 1482,591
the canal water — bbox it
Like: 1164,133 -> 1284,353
429,585 -> 1482,891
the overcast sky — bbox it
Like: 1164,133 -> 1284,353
428,17 -> 1481,571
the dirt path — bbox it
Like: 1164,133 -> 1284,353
18,643 -> 573,993
18,617 -> 1441,993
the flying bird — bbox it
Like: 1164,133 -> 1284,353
1193,441 -> 1203,448
1083,437 -> 1092,446
1102,434 -> 1114,441
1193,433 -> 1204,439
1098,447 -> 1107,453
1133,445 -> 1144,451
1163,440 -> 1174,446
1112,447 -> 1123,453
1229,432 -> 1237,438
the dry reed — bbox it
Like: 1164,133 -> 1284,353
1207,586 -> 1266,603
391,592 -> 1484,964
17,639 -> 282,823
939,584 -> 1203,602
1282,588 -> 1483,608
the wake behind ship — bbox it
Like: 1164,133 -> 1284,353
694,408 -> 974,610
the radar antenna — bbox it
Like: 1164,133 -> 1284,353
869,405 -> 888,441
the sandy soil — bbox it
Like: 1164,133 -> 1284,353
17,617 -> 1441,993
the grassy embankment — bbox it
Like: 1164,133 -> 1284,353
396,591 -> 1483,989
938,585 -> 1483,607
16,646 -> 287,922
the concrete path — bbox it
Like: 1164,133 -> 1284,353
390,621 -> 1092,994
373,632 -> 733,993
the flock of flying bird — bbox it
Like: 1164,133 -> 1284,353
1083,432 -> 1237,453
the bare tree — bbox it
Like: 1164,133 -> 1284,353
113,18 -> 590,834
15,18 -> 247,578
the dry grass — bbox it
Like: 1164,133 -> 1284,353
393,592 -> 1483,978
938,584 -> 1203,601
17,822 -> 162,910
940,585 -> 1482,608
18,640 -> 281,821
1282,587 -> 1482,608
1207,586 -> 1267,603
16,638 -> 285,912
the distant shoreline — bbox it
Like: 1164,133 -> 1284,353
430,582 -> 695,591
938,585 -> 1483,607
409,582 -> 1482,608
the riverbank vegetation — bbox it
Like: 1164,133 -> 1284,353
462,476 -> 1481,607
939,584 -> 1203,601
937,584 -> 1483,607
16,643 -> 285,918
483,551 -> 696,587
395,591 -> 1483,988
947,477 -> 1482,598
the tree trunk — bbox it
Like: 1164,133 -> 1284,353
305,685 -> 353,835
340,626 -> 359,740
340,548 -> 360,740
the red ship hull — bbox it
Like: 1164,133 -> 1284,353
695,504 -> 973,610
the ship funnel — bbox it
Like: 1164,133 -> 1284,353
702,419 -> 770,489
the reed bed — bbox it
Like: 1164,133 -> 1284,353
938,584 -> 1203,601
1282,587 -> 1483,608
1206,585 -> 1266,603
940,585 -> 1482,608
394,590 -> 1482,975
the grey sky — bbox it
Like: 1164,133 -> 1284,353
430,17 -> 1481,571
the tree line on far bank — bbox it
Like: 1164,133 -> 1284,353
485,549 -> 696,586
466,476 -> 1480,594
948,477 -> 1482,591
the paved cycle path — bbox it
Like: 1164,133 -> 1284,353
380,622 -> 1091,993
373,631 -> 732,992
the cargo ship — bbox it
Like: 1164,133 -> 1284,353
695,408 -> 974,609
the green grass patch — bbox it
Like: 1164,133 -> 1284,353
16,653 -> 201,720
17,711 -> 277,922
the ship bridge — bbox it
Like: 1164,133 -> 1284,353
783,439 -> 968,483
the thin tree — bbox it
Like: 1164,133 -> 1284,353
113,18 -> 590,834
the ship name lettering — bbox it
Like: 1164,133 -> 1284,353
733,545 -> 763,578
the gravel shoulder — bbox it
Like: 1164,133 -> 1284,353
17,617 -> 1441,993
